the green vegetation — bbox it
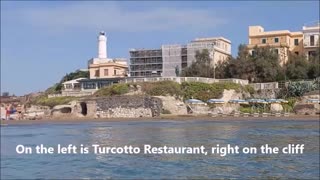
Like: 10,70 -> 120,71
181,49 -> 213,77
182,44 -> 320,83
140,81 -> 182,97
94,81 -> 252,102
30,96 -> 78,108
239,106 -> 252,113
286,81 -> 318,97
182,82 -> 231,101
94,84 -> 129,97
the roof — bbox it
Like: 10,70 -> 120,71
62,78 -> 88,85
77,77 -> 126,82
250,30 -> 303,37
192,37 -> 232,44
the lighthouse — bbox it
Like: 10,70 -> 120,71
87,31 -> 128,80
98,31 -> 107,59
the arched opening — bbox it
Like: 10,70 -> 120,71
80,102 -> 87,116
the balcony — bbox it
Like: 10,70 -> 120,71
304,41 -> 318,48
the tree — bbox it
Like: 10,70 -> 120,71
307,43 -> 320,79
181,49 -> 214,78
251,46 -> 282,82
285,53 -> 309,80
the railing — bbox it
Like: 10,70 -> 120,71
303,41 -> 318,47
119,77 -> 249,85
48,90 -> 94,98
252,79 -> 319,90
250,82 -> 279,90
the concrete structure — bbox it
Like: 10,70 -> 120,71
247,25 -> 304,65
129,37 -> 231,77
302,22 -> 320,59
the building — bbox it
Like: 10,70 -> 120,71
80,32 -> 129,92
129,49 -> 163,77
247,25 -> 304,65
302,22 -> 320,59
88,32 -> 128,79
129,37 -> 232,77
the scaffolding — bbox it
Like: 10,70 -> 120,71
129,49 -> 163,77
162,45 -> 185,77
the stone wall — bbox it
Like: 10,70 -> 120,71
85,95 -> 162,118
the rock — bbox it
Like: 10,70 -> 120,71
294,104 -> 318,115
155,96 -> 187,115
270,103 -> 283,112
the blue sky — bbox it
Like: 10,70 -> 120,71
1,1 -> 319,95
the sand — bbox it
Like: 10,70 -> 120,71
1,114 -> 319,125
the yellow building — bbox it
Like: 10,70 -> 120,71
88,58 -> 128,79
247,26 -> 303,65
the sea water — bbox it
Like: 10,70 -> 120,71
1,119 -> 319,179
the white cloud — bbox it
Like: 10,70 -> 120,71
16,2 -> 228,32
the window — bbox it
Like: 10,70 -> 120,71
114,70 -> 117,75
103,69 -> 109,76
274,38 -> 279,43
83,82 -> 96,89
274,49 -> 279,54
262,38 -> 266,44
295,52 -> 299,55
310,35 -> 315,46
294,39 -> 299,46
95,70 -> 99,77
309,51 -> 316,57
251,50 -> 256,56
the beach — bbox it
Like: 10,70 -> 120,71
1,114 -> 319,125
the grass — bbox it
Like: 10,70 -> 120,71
31,96 -> 78,108
94,84 -> 129,97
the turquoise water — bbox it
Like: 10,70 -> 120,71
1,119 -> 319,179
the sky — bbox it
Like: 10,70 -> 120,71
1,1 -> 319,96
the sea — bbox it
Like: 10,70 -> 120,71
1,119 -> 319,179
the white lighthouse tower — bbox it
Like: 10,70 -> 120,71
87,31 -> 128,79
98,31 -> 107,59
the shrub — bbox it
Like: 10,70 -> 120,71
240,107 -> 252,113
95,84 -> 129,97
181,82 -> 244,102
32,96 -> 77,108
141,81 -> 182,97
244,85 -> 255,94
287,81 -> 318,97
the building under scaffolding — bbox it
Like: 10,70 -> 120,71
129,49 -> 163,77
129,37 -> 232,77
